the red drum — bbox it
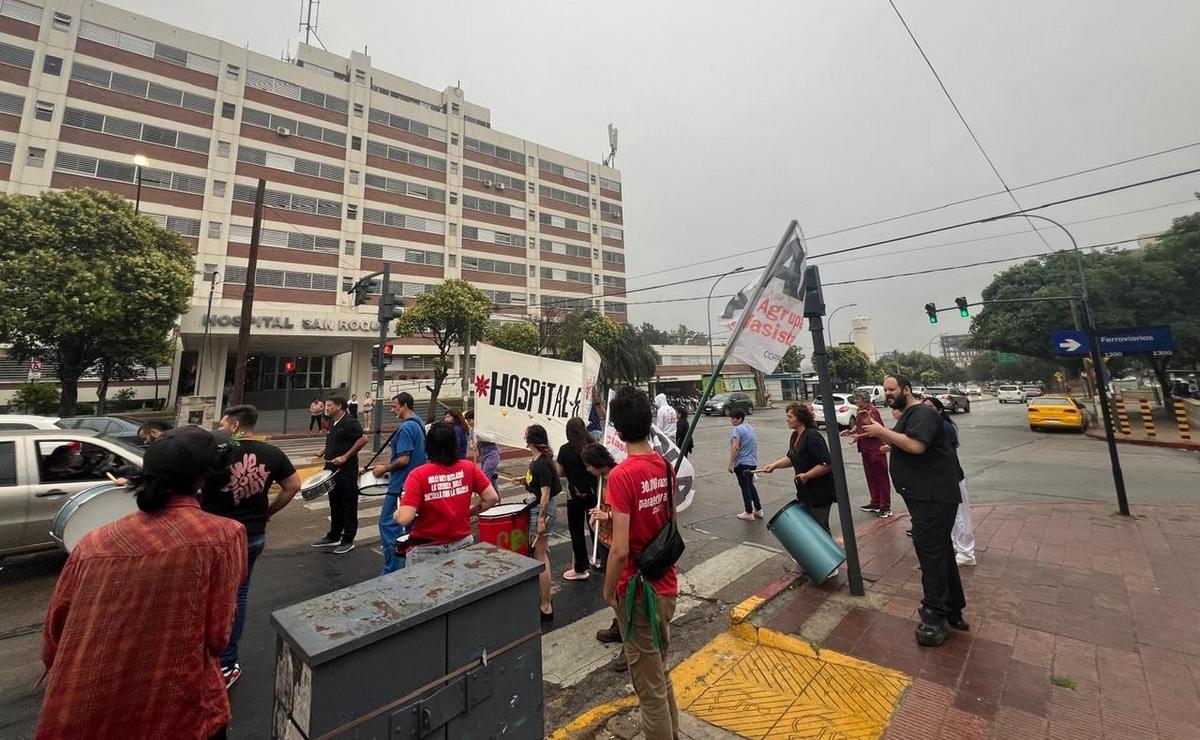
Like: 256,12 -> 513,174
477,502 -> 532,556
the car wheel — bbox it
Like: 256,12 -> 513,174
962,401 -> 970,413
1030,425 -> 1039,432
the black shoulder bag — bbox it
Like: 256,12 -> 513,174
634,455 -> 686,580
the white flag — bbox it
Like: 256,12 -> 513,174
473,344 -> 587,451
721,224 -> 809,374
601,391 -> 696,513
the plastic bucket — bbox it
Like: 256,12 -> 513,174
767,500 -> 846,584
478,502 -> 532,556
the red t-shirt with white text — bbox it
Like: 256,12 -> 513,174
401,460 -> 492,545
607,452 -> 679,597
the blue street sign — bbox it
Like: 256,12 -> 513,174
1052,326 -> 1175,357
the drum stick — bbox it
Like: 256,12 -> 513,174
360,427 -> 400,470
590,473 -> 605,564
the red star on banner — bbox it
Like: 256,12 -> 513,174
474,374 -> 491,398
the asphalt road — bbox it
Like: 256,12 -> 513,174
1,397 -> 1196,737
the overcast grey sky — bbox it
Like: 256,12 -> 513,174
112,0 -> 1200,356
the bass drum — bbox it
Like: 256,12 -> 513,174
358,470 -> 390,496
50,484 -> 138,552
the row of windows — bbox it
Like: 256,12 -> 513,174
0,39 -> 33,69
367,108 -> 447,143
70,62 -> 214,115
236,145 -> 344,182
464,115 -> 490,128
605,301 -> 628,313
539,184 -> 588,210
539,159 -> 588,183
245,69 -> 348,115
225,265 -> 338,291
370,84 -> 442,113
543,296 -> 592,310
463,225 -> 525,248
464,137 -> 523,165
78,21 -> 220,76
482,290 -> 525,305
55,152 -> 206,194
599,176 -> 622,193
360,242 -> 445,267
603,275 -> 626,289
363,172 -> 445,202
461,255 -> 525,277
231,183 -> 342,219
62,107 -> 210,154
463,194 -> 523,220
365,139 -> 447,173
241,107 -> 346,147
540,239 -> 590,259
540,267 -> 591,284
600,201 -> 623,219
539,212 -> 589,233
602,249 -> 625,264
601,224 -> 624,240
0,91 -> 22,116
0,140 -> 13,164
145,212 -> 202,238
463,165 -> 523,191
228,224 -> 340,254
362,206 -> 445,235
0,0 -> 40,26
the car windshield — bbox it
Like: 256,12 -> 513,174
710,394 -> 729,402
999,386 -> 1019,391
1031,398 -> 1071,406
926,387 -> 949,394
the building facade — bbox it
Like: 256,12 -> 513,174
939,333 -> 980,367
0,0 -> 626,412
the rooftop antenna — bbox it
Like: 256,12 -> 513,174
602,123 -> 618,167
298,0 -> 327,51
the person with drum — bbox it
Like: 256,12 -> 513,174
38,427 -> 246,740
558,417 -> 599,582
393,422 -> 499,565
203,404 -> 301,689
516,424 -> 561,622
310,396 -> 367,555
756,402 -> 835,534
371,392 -> 427,574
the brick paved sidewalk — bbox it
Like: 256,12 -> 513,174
753,502 -> 1200,738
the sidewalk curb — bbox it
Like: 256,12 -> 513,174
1086,427 -> 1200,451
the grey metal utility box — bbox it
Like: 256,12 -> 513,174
270,543 -> 544,739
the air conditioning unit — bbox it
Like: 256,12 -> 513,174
495,182 -> 505,191
484,180 -> 494,188
276,126 -> 292,137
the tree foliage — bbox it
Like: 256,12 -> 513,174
827,345 -> 872,385
393,279 -> 492,417
10,381 -> 59,414
487,320 -> 540,356
633,322 -> 709,346
872,351 -> 965,384
0,189 -> 193,416
777,346 -> 805,373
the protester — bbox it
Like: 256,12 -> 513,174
587,398 -> 605,441
137,419 -> 171,446
583,443 -> 623,669
558,417 -> 599,581
371,392 -> 427,574
203,405 -> 301,688
309,396 -> 367,555
443,408 -> 471,459
348,394 -> 359,418
859,375 -> 966,647
728,409 -> 762,521
464,409 -> 500,489
395,422 -> 498,565
674,406 -> 694,459
308,397 -> 324,433
923,396 -> 976,567
758,403 -> 835,533
593,386 -> 680,738
842,391 -> 893,517
519,424 -> 561,622
37,427 -> 246,740
653,393 -> 677,432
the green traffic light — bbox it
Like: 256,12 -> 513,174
959,309 -> 969,318
929,315 -> 938,324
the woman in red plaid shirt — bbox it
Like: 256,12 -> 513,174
37,427 -> 247,740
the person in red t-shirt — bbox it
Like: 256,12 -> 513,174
396,422 -> 499,566
594,386 -> 680,740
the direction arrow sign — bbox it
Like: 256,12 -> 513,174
1052,330 -> 1089,357
1051,325 -> 1176,357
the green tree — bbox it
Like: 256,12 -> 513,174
393,279 -> 492,417
557,311 -> 622,361
487,320 -> 540,355
634,322 -> 672,345
777,346 -> 805,373
0,189 -> 193,416
601,324 -> 661,386
828,345 -> 871,387
10,381 -> 59,414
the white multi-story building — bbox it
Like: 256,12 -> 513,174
0,0 -> 626,411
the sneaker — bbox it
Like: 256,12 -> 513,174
736,512 -> 756,521
955,554 -> 977,566
563,569 -> 590,581
221,663 -> 241,689
859,504 -> 879,513
332,541 -> 355,555
310,536 -> 338,548
611,649 -> 628,672
877,509 -> 895,518
596,619 -> 621,644
753,509 -> 765,519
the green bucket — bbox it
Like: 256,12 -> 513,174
767,500 -> 846,584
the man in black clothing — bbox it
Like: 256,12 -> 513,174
859,375 -> 966,647
203,404 -> 301,687
310,395 -> 368,554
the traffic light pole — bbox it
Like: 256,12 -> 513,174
373,263 -> 391,451
282,372 -> 291,435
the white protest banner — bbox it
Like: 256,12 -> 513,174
720,222 -> 809,374
601,391 -> 696,513
473,343 -> 587,451
581,340 -> 602,405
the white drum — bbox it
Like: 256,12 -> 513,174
359,470 -> 389,496
300,469 -> 337,501
50,484 -> 138,552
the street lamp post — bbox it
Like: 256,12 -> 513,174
195,269 -> 220,396
132,154 -> 148,213
982,212 -> 1130,515
707,266 -> 746,371
826,303 -> 858,347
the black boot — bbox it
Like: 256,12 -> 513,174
595,618 -> 621,643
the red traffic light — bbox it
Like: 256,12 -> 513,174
284,360 -> 296,375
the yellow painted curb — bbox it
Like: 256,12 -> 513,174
547,696 -> 638,740
729,594 -> 764,625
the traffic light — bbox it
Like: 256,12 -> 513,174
955,296 -> 970,318
924,302 -> 938,324
284,359 -> 296,375
372,344 -> 394,367
378,291 -> 404,320
353,277 -> 381,307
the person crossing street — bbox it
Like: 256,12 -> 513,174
842,391 -> 893,517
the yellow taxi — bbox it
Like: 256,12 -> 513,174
1026,394 -> 1091,432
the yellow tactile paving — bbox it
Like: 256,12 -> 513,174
675,628 -> 911,739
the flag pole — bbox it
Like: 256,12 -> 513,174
674,220 -> 801,474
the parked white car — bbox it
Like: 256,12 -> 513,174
0,414 -> 61,430
964,385 -> 982,396
852,385 -> 885,405
997,385 -> 1026,404
812,394 -> 855,429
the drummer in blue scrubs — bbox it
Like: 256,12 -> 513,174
755,402 -> 835,533
370,392 -> 426,574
